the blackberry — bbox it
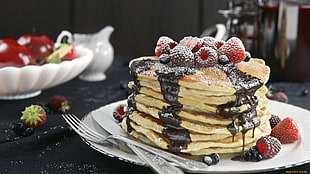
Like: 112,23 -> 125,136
269,114 -> 281,128
159,54 -> 170,64
203,153 -> 220,165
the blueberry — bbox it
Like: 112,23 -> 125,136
159,54 -> 170,64
22,127 -> 34,137
203,153 -> 220,165
242,146 -> 263,162
301,89 -> 308,96
242,151 -> 253,161
12,123 -> 26,136
218,55 -> 229,65
244,51 -> 251,62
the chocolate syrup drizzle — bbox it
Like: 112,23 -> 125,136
126,59 -> 263,154
216,63 -> 263,152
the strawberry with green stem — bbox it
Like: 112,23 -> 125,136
20,105 -> 46,128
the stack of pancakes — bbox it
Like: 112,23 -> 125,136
121,56 -> 271,156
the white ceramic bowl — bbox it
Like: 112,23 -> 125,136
0,46 -> 93,100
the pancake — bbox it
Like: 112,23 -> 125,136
121,36 -> 271,157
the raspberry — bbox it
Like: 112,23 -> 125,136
154,36 -> 177,57
179,36 -> 203,52
256,136 -> 281,159
217,37 -> 246,63
269,114 -> 281,128
201,37 -> 225,50
169,45 -> 195,67
195,47 -> 218,67
113,104 -> 126,122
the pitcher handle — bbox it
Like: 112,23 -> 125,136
55,30 -> 73,48
200,24 -> 226,40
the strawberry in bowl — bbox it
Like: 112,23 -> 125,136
0,38 -> 36,68
16,33 -> 54,60
0,44 -> 93,99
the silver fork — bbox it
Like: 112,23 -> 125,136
62,113 -> 184,174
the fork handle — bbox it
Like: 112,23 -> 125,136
110,135 -> 209,172
128,144 -> 183,174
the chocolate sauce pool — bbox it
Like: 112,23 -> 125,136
126,59 -> 263,154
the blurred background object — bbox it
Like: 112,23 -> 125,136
0,0 -> 228,59
257,0 -> 310,82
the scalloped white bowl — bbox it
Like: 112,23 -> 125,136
0,46 -> 93,100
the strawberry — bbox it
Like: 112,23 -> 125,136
271,117 -> 300,144
179,36 -> 203,52
48,95 -> 71,112
61,45 -> 77,61
20,105 -> 46,128
45,44 -> 74,64
256,136 -> 281,159
155,36 -> 177,57
217,37 -> 246,63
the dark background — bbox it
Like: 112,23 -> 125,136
0,0 -> 228,58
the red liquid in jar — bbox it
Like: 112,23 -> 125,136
258,5 -> 310,81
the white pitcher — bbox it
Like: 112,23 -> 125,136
56,25 -> 114,81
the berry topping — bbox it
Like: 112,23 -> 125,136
179,36 -> 203,52
194,47 -> 218,67
20,105 -> 47,128
242,146 -> 263,162
155,36 -> 177,57
203,153 -> 220,165
48,95 -> 71,112
113,104 -> 126,122
159,54 -> 170,64
269,114 -> 281,128
201,37 -> 224,50
169,45 -> 195,67
218,55 -> 229,65
271,117 -> 300,144
256,136 -> 281,159
217,37 -> 246,63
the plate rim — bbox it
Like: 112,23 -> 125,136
82,99 -> 310,173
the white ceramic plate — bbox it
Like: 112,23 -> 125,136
82,100 -> 310,173
0,46 -> 93,100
